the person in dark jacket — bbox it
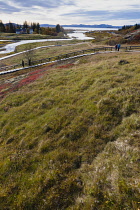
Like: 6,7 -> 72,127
22,60 -> 24,67
117,44 -> 121,51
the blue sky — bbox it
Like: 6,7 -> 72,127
0,0 -> 140,26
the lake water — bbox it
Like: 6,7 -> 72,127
65,27 -> 118,40
0,27 -> 118,54
64,27 -> 118,31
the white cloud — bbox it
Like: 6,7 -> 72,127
0,0 -> 140,25
75,0 -> 140,11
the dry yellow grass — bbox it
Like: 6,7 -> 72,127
0,50 -> 140,209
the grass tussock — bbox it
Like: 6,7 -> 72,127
0,51 -> 140,209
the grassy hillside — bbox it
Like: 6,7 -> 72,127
86,28 -> 140,45
0,51 -> 140,209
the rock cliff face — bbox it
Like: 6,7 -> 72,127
124,29 -> 140,43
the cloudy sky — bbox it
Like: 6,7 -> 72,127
0,0 -> 140,26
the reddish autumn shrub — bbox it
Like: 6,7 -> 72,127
0,83 -> 11,92
128,32 -> 140,44
0,83 -> 12,99
57,64 -> 74,69
134,33 -> 140,41
29,69 -> 45,75
15,73 -> 43,89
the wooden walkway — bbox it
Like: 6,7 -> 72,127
0,46 -> 140,75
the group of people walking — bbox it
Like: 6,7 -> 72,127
115,44 -> 121,51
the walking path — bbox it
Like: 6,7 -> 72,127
0,50 -> 131,75
0,51 -> 96,75
0,39 -> 72,54
0,42 -> 86,61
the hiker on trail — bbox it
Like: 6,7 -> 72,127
22,60 -> 24,67
115,44 -> 118,51
28,58 -> 31,66
117,44 -> 121,51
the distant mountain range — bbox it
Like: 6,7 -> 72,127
4,23 -> 122,29
40,24 -> 122,28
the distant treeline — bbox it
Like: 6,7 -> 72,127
120,23 -> 140,31
0,20 -> 64,35
0,20 -> 40,33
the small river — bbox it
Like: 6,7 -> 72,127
0,27 -> 118,54
0,31 -> 92,54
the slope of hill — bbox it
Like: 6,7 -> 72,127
85,26 -> 140,45
124,30 -> 140,44
0,51 -> 140,209
118,25 -> 140,44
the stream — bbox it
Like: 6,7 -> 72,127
0,29 -> 93,55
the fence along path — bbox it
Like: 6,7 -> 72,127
0,45 -> 140,75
